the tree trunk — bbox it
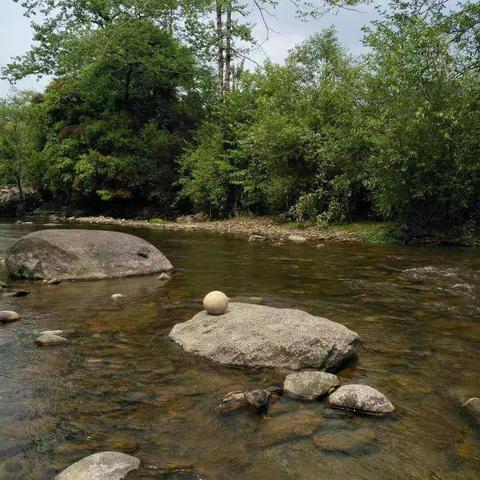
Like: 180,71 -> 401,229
14,174 -> 26,219
216,1 -> 224,96
225,2 -> 232,92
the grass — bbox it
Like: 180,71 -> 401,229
148,218 -> 167,225
326,221 -> 400,244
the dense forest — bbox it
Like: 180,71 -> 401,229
0,0 -> 479,238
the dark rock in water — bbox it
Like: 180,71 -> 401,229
219,391 -> 248,413
462,398 -> 480,423
248,235 -> 269,243
4,290 -> 30,297
284,371 -> 340,400
328,384 -> 395,415
6,229 -> 173,281
313,428 -> 377,453
245,389 -> 271,413
55,451 -> 140,480
169,302 -> 359,371
0,310 -> 20,323
219,389 -> 272,413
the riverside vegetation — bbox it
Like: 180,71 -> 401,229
0,1 -> 479,243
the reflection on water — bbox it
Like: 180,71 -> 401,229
0,221 -> 479,479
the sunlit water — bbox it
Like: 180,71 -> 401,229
0,221 -> 479,479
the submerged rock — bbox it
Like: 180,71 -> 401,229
6,229 -> 173,281
0,310 -> 20,323
249,235 -> 269,243
169,302 -> 359,370
284,371 -> 340,400
313,428 -> 377,453
328,384 -> 395,415
259,409 -> 323,446
35,333 -> 68,346
462,398 -> 480,423
158,272 -> 171,281
4,289 -> 30,297
55,451 -> 140,480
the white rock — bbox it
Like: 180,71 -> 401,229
288,235 -> 307,243
35,333 -> 68,346
55,452 -> 140,480
0,310 -> 20,323
111,293 -> 124,300
203,291 -> 229,315
40,330 -> 64,336
158,273 -> 171,281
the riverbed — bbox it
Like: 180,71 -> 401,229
0,221 -> 479,479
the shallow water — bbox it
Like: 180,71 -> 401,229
0,221 -> 479,479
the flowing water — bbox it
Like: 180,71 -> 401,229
0,221 -> 479,480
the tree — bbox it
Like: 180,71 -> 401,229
0,92 -> 40,216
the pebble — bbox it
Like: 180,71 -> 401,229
111,293 -> 124,300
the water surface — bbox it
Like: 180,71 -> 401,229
0,221 -> 479,479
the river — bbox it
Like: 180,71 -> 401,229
0,221 -> 479,479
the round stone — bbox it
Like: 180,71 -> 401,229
203,291 -> 229,315
111,293 -> 124,300
284,371 -> 340,400
0,310 -> 20,323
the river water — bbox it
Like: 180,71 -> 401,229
0,221 -> 479,479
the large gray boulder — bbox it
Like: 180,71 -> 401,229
169,302 -> 359,371
6,229 -> 173,281
55,452 -> 140,480
328,384 -> 395,415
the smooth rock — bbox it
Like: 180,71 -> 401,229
169,302 -> 359,370
328,384 -> 395,415
158,272 -> 171,281
35,333 -> 68,346
462,398 -> 480,422
313,428 -> 377,453
288,235 -> 307,243
203,291 -> 229,315
6,229 -> 173,281
40,330 -> 64,336
111,294 -> 124,300
248,235 -> 268,243
55,452 -> 140,480
0,310 -> 20,323
48,278 -> 61,285
284,371 -> 340,400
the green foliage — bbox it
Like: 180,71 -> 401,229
24,19 -> 211,206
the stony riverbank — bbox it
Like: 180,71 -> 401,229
66,215 -> 385,245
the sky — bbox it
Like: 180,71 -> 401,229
0,1 -> 385,96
